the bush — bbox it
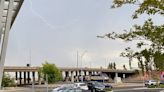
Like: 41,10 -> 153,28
2,73 -> 16,87
40,61 -> 63,84
148,85 -> 157,88
104,88 -> 112,91
159,84 -> 164,88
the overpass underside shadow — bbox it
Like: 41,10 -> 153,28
4,66 -> 138,85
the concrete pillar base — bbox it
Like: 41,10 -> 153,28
71,72 -> 74,83
114,77 -> 122,84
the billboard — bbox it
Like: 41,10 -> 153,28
160,72 -> 164,80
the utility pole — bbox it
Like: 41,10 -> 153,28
29,49 -> 32,67
105,59 -> 107,69
80,50 -> 87,68
80,50 -> 87,82
89,62 -> 91,68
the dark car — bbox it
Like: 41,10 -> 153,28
103,83 -> 113,89
87,81 -> 112,92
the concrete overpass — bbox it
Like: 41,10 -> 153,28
4,66 -> 135,73
0,0 -> 24,87
3,66 -> 137,85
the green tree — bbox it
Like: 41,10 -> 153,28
2,73 -> 15,87
120,47 -> 134,69
40,61 -> 62,84
135,52 -> 145,75
113,62 -> 116,69
98,0 -> 164,72
111,0 -> 164,19
153,51 -> 164,70
123,64 -> 127,70
108,63 -> 113,69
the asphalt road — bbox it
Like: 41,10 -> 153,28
1,88 -> 164,92
1,85 -> 164,92
114,88 -> 164,92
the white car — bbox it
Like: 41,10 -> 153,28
145,80 -> 158,86
52,84 -> 75,92
74,82 -> 88,90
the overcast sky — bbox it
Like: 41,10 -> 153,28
5,0 -> 163,69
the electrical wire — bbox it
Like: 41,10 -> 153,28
28,0 -> 57,31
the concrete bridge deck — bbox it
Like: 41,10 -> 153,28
4,66 -> 136,73
3,66 -> 137,85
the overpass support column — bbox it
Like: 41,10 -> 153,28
92,71 -> 94,75
115,72 -> 118,78
114,72 -> 122,84
32,72 -> 35,84
80,70 -> 82,76
80,70 -> 83,82
27,71 -> 30,84
123,74 -> 125,79
75,71 -> 78,76
15,72 -> 18,86
71,71 -> 74,83
94,71 -> 97,75
83,71 -> 87,81
15,72 -> 18,81
86,71 -> 88,76
24,72 -> 26,85
75,71 -> 79,82
65,71 -> 69,81
114,72 -> 118,84
19,72 -> 22,85
89,71 -> 92,76
84,71 -> 86,76
123,74 -> 126,82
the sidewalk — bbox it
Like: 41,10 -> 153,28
111,83 -> 144,88
0,87 -> 31,92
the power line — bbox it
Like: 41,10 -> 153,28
28,0 -> 57,31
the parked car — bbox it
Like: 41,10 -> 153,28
90,73 -> 109,82
74,82 -> 89,90
103,83 -> 113,89
159,80 -> 164,85
52,84 -> 83,92
87,81 -> 112,92
145,80 -> 158,86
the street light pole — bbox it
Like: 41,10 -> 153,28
80,50 -> 87,82
80,50 -> 87,67
106,57 -> 110,69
